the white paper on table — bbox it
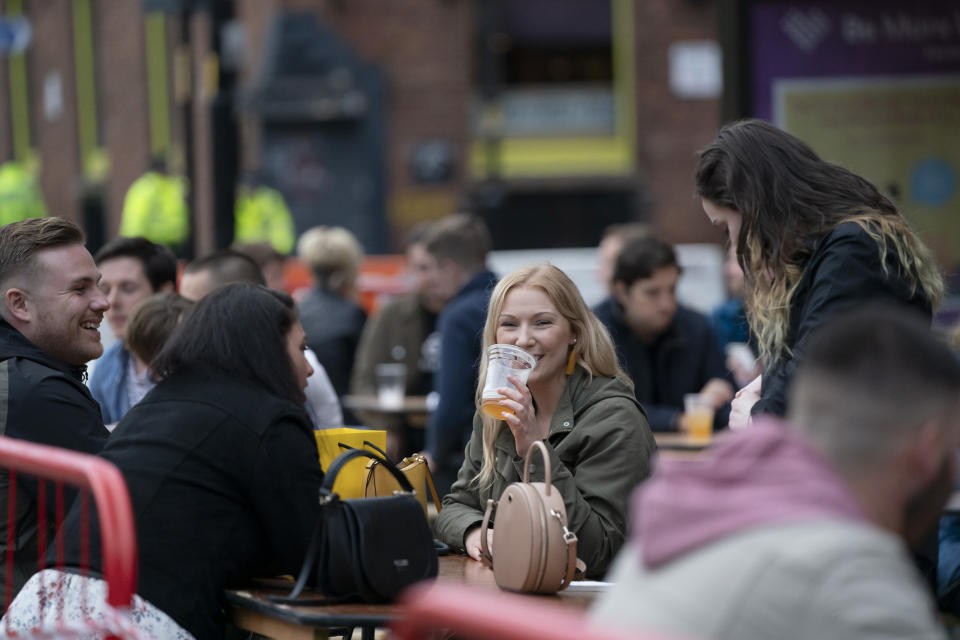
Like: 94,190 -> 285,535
565,580 -> 613,592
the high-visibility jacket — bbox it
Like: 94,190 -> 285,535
119,171 -> 189,248
234,186 -> 295,254
0,162 -> 47,225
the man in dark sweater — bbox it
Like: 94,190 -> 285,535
594,236 -> 734,432
0,217 -> 110,601
423,214 -> 498,495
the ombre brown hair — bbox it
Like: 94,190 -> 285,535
696,119 -> 942,362
473,264 -> 628,485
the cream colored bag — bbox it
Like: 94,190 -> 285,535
479,440 -> 580,593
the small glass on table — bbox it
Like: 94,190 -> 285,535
683,393 -> 715,444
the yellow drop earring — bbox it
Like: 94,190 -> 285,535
565,339 -> 577,374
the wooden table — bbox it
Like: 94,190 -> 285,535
225,554 -> 601,640
342,395 -> 430,428
653,432 -> 712,452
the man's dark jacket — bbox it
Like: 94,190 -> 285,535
594,298 -> 732,431
0,317 -> 108,601
426,269 -> 498,495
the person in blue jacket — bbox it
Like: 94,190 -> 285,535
422,214 -> 498,495
89,236 -> 177,425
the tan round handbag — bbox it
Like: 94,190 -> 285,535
479,440 -> 579,593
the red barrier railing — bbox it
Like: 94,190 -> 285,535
0,436 -> 137,639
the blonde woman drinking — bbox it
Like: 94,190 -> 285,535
433,265 -> 656,579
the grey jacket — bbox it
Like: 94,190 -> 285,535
592,523 -> 946,640
434,366 -> 656,578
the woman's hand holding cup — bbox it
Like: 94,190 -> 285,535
496,374 -> 548,457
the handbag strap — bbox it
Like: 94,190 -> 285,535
270,518 -> 323,604
479,498 -> 495,569
362,440 -> 396,466
422,459 -> 443,513
522,440 -> 552,494
557,529 -> 578,592
322,447 -> 415,498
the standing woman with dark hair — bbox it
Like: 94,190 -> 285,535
4,284 -> 322,639
696,119 -> 943,427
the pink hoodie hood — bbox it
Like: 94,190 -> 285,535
636,418 -> 866,569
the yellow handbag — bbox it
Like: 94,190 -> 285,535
313,428 -> 387,499
361,442 -> 442,518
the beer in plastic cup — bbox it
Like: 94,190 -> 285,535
480,345 -> 537,419
683,393 -> 714,443
375,363 -> 406,410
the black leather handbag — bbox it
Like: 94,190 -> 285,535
274,447 -> 438,604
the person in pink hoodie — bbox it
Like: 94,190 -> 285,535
591,306 -> 960,640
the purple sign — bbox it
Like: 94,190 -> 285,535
751,1 -> 960,120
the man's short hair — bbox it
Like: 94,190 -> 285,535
423,214 -> 491,273
231,241 -> 285,271
601,222 -> 651,244
94,236 -> 177,292
612,236 -> 679,288
404,221 -> 434,251
183,249 -> 265,287
790,306 -> 960,467
0,217 -> 85,287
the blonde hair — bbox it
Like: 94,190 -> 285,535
296,226 -> 364,295
473,264 -> 628,485
696,120 -> 943,363
746,214 -> 943,362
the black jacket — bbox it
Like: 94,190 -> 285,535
426,269 -> 499,495
594,299 -> 733,431
0,317 -> 108,602
58,367 -> 324,640
298,286 -> 367,401
753,222 -> 933,417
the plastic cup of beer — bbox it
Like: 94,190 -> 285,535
683,393 -> 714,443
480,345 -> 537,420
375,363 -> 406,410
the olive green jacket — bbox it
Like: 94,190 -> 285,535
433,366 -> 656,578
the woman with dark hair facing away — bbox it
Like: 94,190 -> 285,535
696,119 -> 943,428
434,265 -> 656,579
3,284 -> 322,639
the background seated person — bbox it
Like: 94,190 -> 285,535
90,236 -> 177,423
3,284 -> 324,640
296,226 -> 367,409
105,292 -> 194,429
591,306 -> 960,640
434,265 -> 656,579
422,213 -> 499,495
594,236 -> 733,432
350,223 -> 449,456
180,249 -> 342,427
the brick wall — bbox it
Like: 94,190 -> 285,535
633,0 -> 726,245
96,0 -> 152,236
30,3 -> 81,222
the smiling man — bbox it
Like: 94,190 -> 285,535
0,217 -> 111,601
593,236 -> 733,432
89,237 -> 176,424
